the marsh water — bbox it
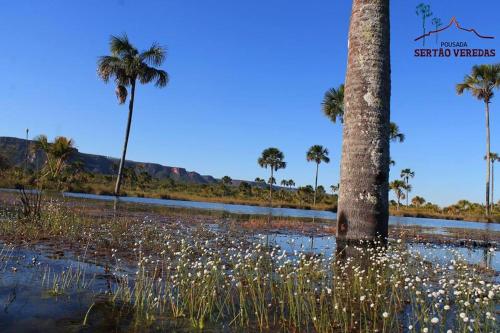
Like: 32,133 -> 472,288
62,192 -> 500,232
1,189 -> 499,331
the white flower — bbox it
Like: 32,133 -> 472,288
382,312 -> 389,318
431,317 -> 439,324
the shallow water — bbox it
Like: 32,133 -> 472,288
61,191 -> 500,232
257,232 -> 500,272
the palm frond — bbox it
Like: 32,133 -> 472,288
140,43 -> 166,66
138,65 -> 169,87
97,56 -> 126,83
322,84 -> 344,124
110,34 -> 138,58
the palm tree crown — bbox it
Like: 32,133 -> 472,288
97,34 -> 169,103
306,145 -> 330,164
258,148 -> 286,171
322,84 -> 345,123
456,64 -> 500,104
400,168 -> 415,181
390,122 -> 405,143
258,148 -> 286,207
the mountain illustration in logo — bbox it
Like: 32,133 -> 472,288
414,17 -> 494,42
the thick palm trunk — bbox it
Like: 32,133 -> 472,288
114,80 -> 136,196
337,0 -> 391,242
485,102 -> 490,215
313,163 -> 319,207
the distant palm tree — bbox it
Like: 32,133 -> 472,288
485,152 -> 499,210
390,180 -> 408,210
411,195 -> 426,207
306,145 -> 330,207
330,183 -> 339,195
287,179 -> 295,188
254,177 -> 265,183
98,34 -> 169,196
400,168 -> 415,206
322,84 -> 345,123
221,175 -> 232,185
337,0 -> 391,242
280,179 -> 288,187
456,64 -> 500,215
258,148 -> 286,207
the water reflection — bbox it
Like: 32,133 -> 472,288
258,233 -> 500,272
62,191 -> 500,232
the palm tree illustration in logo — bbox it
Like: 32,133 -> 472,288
416,3 -> 433,46
431,17 -> 442,44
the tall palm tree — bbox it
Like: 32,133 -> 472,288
400,168 -> 415,206
456,64 -> 500,215
390,180 -> 408,210
322,84 -> 345,123
98,34 -> 169,196
257,148 -> 286,207
306,145 -> 330,207
485,152 -> 499,210
337,0 -> 391,242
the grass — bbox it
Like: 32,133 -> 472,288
0,193 -> 498,332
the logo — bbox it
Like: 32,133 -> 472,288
413,3 -> 495,58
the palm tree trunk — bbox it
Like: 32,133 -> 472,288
405,178 -> 409,207
313,162 -> 319,207
485,102 -> 491,215
337,0 -> 391,242
492,161 -> 495,210
269,168 -> 273,207
114,80 -> 136,196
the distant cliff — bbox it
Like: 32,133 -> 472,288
0,136 -> 218,184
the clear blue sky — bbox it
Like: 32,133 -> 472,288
1,1 -> 499,206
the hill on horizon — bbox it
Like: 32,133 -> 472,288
0,136 -> 221,185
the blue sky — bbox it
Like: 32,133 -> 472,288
0,1 -> 499,206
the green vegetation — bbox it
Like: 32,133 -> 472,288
97,34 -> 169,195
